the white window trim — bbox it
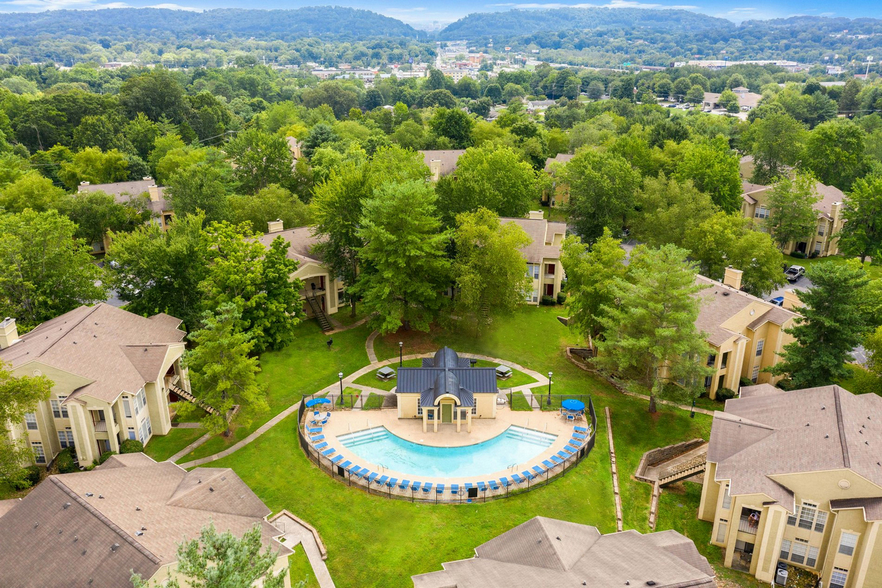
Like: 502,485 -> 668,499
25,412 -> 38,430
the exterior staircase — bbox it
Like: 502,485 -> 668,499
168,383 -> 220,416
306,292 -> 333,332
658,456 -> 707,486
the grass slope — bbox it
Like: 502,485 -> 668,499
144,427 -> 205,462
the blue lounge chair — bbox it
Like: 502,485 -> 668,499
573,432 -> 587,440
306,427 -> 321,434
499,477 -> 511,487
359,469 -> 371,480
399,479 -> 410,490
464,482 -> 474,493
377,475 -> 388,486
386,477 -> 398,488
321,447 -> 335,456
567,414 -> 575,422
436,483 -> 445,494
451,483 -> 460,495
478,481 -> 487,493
315,441 -> 328,450
331,455 -> 343,464
561,446 -> 575,455
347,463 -> 360,473
340,460 -> 352,469
411,481 -> 421,492
556,451 -> 569,460
532,465 -> 545,476
422,482 -> 433,493
511,473 -> 525,484
353,467 -> 366,478
574,426 -> 588,432
368,472 -> 378,484
310,435 -> 325,442
522,470 -> 535,481
542,460 -> 554,469
550,455 -> 564,466
489,480 -> 500,491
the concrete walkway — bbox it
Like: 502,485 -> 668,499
168,432 -> 212,463
365,330 -> 380,362
170,422 -> 202,429
327,314 -> 371,335
272,513 -> 335,588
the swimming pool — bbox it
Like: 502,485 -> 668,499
337,426 -> 557,478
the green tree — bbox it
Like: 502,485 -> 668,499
181,303 -> 265,436
131,523 -> 286,588
838,79 -> 862,114
0,362 -> 51,488
107,213 -> 210,330
60,190 -> 151,246
685,85 -> 705,104
764,172 -> 820,250
58,147 -> 129,190
229,185 -> 310,235
717,89 -> 740,113
0,171 -> 67,213
119,68 -> 191,124
225,128 -> 294,194
302,81 -> 359,119
838,175 -> 882,263
595,244 -> 712,412
768,261 -> 872,388
453,208 -> 531,326
429,108 -> 474,149
0,209 -> 106,328
260,236 -> 304,351
354,180 -> 451,333
674,138 -> 742,213
563,150 -> 640,243
124,113 -> 161,161
586,80 -> 605,100
631,174 -> 716,248
802,118 -> 868,191
560,229 -> 627,347
148,133 -> 186,178
435,145 -> 537,225
166,157 -> 233,224
743,112 -> 806,184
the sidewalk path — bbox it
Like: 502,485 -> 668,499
365,330 -> 379,362
272,513 -> 335,588
168,432 -> 212,463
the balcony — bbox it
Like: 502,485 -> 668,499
739,516 -> 759,535
93,420 -> 108,433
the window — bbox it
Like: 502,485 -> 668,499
134,389 -> 147,413
755,340 -> 764,357
787,511 -> 797,526
755,206 -> 770,220
58,430 -> 74,449
839,532 -> 858,556
526,263 -> 540,279
790,540 -> 807,564
50,398 -> 69,419
715,520 -> 728,543
818,225 -> 825,236
707,354 -> 716,367
128,428 -> 136,441
751,366 -> 760,383
830,568 -> 848,588
546,263 -> 555,276
807,546 -> 819,567
704,375 -> 712,389
25,412 -> 38,430
470,405 -> 477,415
814,511 -> 827,533
138,416 -> 152,444
721,352 -> 729,369
780,539 -> 792,560
32,442 -> 45,464
799,503 -> 817,530
416,398 -> 423,417
721,485 -> 732,510
123,398 -> 132,418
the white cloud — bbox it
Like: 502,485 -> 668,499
384,6 -> 428,12
147,2 -> 201,9
489,1 -> 698,9
1,0 -> 128,10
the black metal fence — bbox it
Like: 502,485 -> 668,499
296,397 -> 598,504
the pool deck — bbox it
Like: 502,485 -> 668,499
309,407 -> 591,494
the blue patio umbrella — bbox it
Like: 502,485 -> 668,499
305,397 -> 331,407
561,399 -> 585,412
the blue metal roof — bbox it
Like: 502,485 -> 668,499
398,347 -> 496,407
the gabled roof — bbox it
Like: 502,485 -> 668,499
398,347 -> 497,407
420,149 -> 466,177
412,517 -> 715,588
543,153 -> 574,173
502,217 -> 566,264
710,385 -> 882,511
256,226 -> 323,266
0,304 -> 186,403
0,455 -> 289,588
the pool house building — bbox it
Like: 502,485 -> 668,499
396,348 -> 498,433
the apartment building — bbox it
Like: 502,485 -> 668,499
699,383 -> 882,588
695,269 -> 799,399
542,153 -> 575,207
504,212 -> 566,304
0,304 -> 189,466
0,453 -> 291,587
741,180 -> 846,257
420,149 -> 466,181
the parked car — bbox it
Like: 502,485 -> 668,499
784,265 -> 806,283
769,296 -> 784,307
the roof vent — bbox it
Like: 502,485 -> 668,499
63,502 -> 71,509
806,423 -> 810,427
82,550 -> 86,556
98,495 -> 104,499
722,292 -> 730,297
136,531 -> 143,536
111,543 -> 119,552
647,582 -> 657,587
821,406 -> 826,410
85,492 -> 93,497
33,522 -> 38,528
556,536 -> 561,541
209,487 -> 214,492
141,526 -> 146,531
58,529 -> 63,535
135,507 -> 141,511
74,536 -> 78,542
825,435 -> 829,439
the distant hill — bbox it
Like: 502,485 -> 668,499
0,7 -> 423,40
439,7 -> 733,40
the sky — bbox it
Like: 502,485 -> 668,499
2,0 -> 882,29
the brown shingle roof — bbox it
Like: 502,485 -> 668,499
830,497 -> 882,521
0,455 -> 290,588
709,385 -> 882,512
543,153 -> 574,173
0,304 -> 186,403
79,180 -> 170,215
502,217 -> 566,264
256,226 -> 324,266
419,150 -> 466,177
412,517 -> 714,588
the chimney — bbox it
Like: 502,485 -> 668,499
429,160 -> 442,182
147,185 -> 161,202
783,290 -> 803,310
0,318 -> 20,349
267,219 -> 284,234
723,267 -> 743,290
528,210 -> 544,220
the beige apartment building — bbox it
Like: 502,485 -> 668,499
0,304 -> 190,466
741,179 -> 846,257
695,269 -> 799,399
542,153 -> 575,207
504,212 -> 567,304
699,383 -> 882,588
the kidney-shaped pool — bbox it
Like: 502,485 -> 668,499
337,425 -> 557,478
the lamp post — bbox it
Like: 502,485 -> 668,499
546,371 -> 553,407
338,372 -> 343,396
691,399 -> 696,419
399,342 -> 403,367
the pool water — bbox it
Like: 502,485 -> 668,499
337,425 -> 557,478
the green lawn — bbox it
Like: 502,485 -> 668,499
352,358 -> 538,391
176,320 -> 371,463
509,391 -> 532,411
787,254 -> 882,281
144,427 -> 205,462
204,306 -> 722,587
362,393 -> 386,410
288,549 -> 320,588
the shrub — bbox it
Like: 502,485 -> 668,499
540,295 -> 556,306
809,250 -> 819,259
56,448 -> 78,474
739,377 -> 753,388
12,465 -> 42,490
790,251 -> 806,259
119,439 -> 144,454
556,292 -> 567,305
716,387 -> 737,400
98,450 -> 116,465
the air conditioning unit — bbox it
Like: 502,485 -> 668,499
775,561 -> 788,586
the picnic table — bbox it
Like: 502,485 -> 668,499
377,366 -> 396,381
495,365 -> 512,379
